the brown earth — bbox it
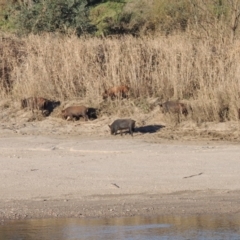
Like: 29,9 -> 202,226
0,100 -> 240,223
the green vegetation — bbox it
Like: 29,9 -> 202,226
0,0 -> 239,39
7,0 -> 95,36
89,1 -> 125,36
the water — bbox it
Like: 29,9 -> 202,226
1,215 -> 240,240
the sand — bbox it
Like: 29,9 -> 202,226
1,103 -> 240,222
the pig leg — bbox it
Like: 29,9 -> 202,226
129,127 -> 133,136
67,115 -> 73,121
84,114 -> 88,121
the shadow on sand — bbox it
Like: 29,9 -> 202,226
134,125 -> 165,134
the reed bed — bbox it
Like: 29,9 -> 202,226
0,33 -> 240,122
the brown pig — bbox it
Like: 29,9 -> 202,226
61,105 -> 88,121
21,97 -> 48,113
159,100 -> 189,116
102,85 -> 130,100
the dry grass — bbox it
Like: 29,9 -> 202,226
0,33 -> 240,123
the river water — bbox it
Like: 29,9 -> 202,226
1,214 -> 240,240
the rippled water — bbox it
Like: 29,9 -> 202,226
1,214 -> 240,240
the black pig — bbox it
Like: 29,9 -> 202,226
109,119 -> 135,136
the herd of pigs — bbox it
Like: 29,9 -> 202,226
20,85 -> 192,136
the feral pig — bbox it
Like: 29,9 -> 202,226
87,107 -> 99,120
218,106 -> 229,122
103,85 -> 130,100
21,97 -> 48,113
43,100 -> 61,116
159,100 -> 189,116
109,119 -> 135,136
62,105 -> 88,121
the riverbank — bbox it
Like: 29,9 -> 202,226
1,134 -> 240,222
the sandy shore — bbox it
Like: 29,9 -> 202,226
1,132 -> 240,221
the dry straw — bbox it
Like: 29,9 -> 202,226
0,33 -> 240,122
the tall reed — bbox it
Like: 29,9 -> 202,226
1,33 -> 240,122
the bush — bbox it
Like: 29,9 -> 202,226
13,0 -> 96,36
89,0 -> 125,36
114,0 -> 191,36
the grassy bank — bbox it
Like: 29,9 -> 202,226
0,33 -> 240,123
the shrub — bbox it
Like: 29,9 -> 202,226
13,0 -> 96,36
89,0 -> 125,36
